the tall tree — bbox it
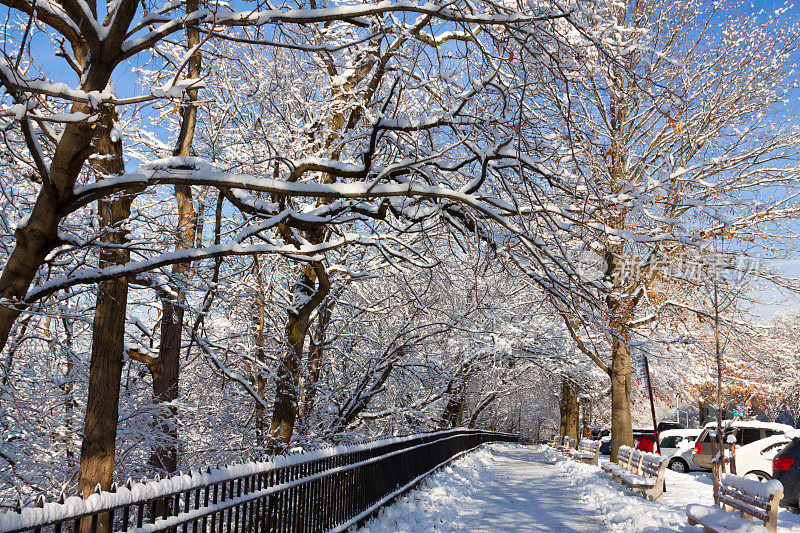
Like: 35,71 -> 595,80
506,0 -> 800,459
77,109 -> 129,525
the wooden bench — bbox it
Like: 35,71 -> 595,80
601,445 -> 639,481
601,446 -> 667,501
557,437 -> 576,454
618,451 -> 667,501
686,473 -> 783,533
548,435 -> 564,447
568,438 -> 602,466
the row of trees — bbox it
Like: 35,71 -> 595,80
1,0 -> 799,507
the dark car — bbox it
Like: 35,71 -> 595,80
657,422 -> 685,433
600,438 -> 611,455
772,437 -> 800,510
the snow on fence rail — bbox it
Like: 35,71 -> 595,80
0,428 -> 517,533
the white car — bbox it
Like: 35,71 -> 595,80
731,434 -> 792,481
692,420 -> 794,470
659,429 -> 703,473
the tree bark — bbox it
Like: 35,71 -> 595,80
441,374 -> 468,429
610,335 -> 634,461
61,317 -> 77,467
300,297 -> 334,422
559,378 -> 579,439
253,257 -> 268,447
147,297 -> 181,475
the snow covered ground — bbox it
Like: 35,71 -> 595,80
358,443 -> 800,532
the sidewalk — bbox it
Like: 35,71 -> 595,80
358,444 -> 607,532
358,443 -> 800,532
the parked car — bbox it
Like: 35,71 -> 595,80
731,434 -> 792,481
692,421 -> 794,471
598,428 -> 656,455
636,434 -> 657,453
771,434 -> 800,510
595,426 -> 688,456
632,428 -> 655,448
599,436 -> 611,455
658,428 -> 703,472
657,421 -> 686,433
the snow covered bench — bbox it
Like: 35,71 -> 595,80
601,445 -> 639,481
618,451 -> 667,502
686,473 -> 783,533
557,437 -> 576,454
568,438 -> 602,466
549,435 -> 564,447
601,446 -> 667,501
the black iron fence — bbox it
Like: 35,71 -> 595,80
0,429 -> 517,533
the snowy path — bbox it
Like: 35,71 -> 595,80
358,443 -> 800,532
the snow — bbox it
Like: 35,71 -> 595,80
604,463 -> 630,477
685,504 -> 768,533
359,444 -> 606,533
359,443 -> 800,532
152,78 -> 205,98
721,473 -> 783,500
571,451 -> 594,461
703,420 -> 795,433
619,471 -> 656,487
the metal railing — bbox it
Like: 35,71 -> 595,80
0,429 -> 517,533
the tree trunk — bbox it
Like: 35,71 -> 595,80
441,388 -> 467,428
77,276 -> 128,499
559,379 -> 579,439
147,297 -> 182,475
582,399 -> 591,438
269,312 -> 306,448
253,257 -> 268,448
300,297 -> 334,422
77,111 -> 130,501
268,264 -> 329,449
61,317 -> 77,467
147,0 -> 201,474
441,367 -> 469,429
610,336 -> 634,461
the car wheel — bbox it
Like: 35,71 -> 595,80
744,470 -> 771,482
669,458 -> 689,473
